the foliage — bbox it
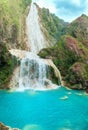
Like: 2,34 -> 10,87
0,42 -> 17,88
65,62 -> 88,89
38,7 -> 68,40
64,14 -> 88,47
0,0 -> 31,88
39,34 -> 88,89
39,35 -> 79,75
22,0 -> 32,10
0,0 -> 32,48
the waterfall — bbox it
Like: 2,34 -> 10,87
26,3 -> 47,53
17,3 -> 60,91
19,53 -> 50,90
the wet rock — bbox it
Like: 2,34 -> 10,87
86,89 -> 88,93
0,122 -> 19,130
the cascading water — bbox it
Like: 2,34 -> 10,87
19,53 -> 50,90
18,3 -> 59,90
26,3 -> 47,53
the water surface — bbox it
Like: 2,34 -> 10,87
0,87 -> 88,130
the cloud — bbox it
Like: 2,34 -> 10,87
33,0 -> 88,22
54,0 -> 87,21
56,0 -> 86,12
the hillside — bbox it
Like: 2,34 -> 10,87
0,0 -> 31,49
39,14 -> 88,91
37,5 -> 68,43
64,14 -> 88,47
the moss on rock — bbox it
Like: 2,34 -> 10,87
0,42 -> 17,89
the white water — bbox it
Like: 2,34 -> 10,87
18,3 -> 59,91
19,53 -> 50,90
26,3 -> 47,53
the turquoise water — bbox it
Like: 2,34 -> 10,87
0,87 -> 88,130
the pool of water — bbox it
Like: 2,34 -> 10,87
0,87 -> 88,130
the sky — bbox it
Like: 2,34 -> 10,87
33,0 -> 88,22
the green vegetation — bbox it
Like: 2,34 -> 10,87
39,35 -> 79,75
66,62 -> 88,89
0,42 -> 17,89
38,7 -> 68,40
0,0 -> 31,48
39,33 -> 88,90
0,1 -> 88,90
39,14 -> 88,91
0,0 -> 31,88
64,14 -> 88,47
22,0 -> 32,10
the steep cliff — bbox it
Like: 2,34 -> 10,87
0,0 -> 31,88
0,0 -> 31,49
37,5 -> 68,44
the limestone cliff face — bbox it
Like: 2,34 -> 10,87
0,0 -> 31,88
0,0 -> 31,50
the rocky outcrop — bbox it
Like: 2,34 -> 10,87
0,43 -> 17,89
44,59 -> 63,85
0,122 -> 18,130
